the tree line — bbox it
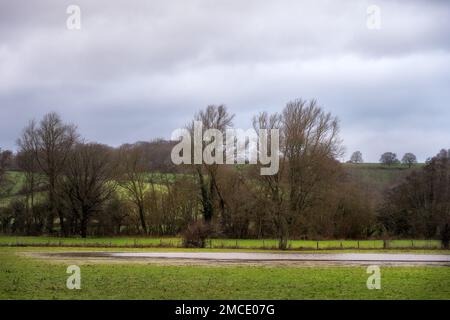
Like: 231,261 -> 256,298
349,150 -> 418,168
0,99 -> 448,248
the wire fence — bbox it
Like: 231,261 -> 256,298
0,237 -> 445,250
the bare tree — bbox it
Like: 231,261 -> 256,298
16,121 -> 41,229
281,99 -> 342,248
252,111 -> 284,242
60,143 -> 117,238
253,99 -> 342,249
24,113 -> 78,235
189,105 -> 234,223
350,151 -> 363,164
117,143 -> 150,234
402,153 -> 417,168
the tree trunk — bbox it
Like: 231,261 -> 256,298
197,169 -> 213,222
138,205 -> 147,234
442,223 -> 450,249
278,218 -> 289,250
80,212 -> 88,239
57,207 -> 67,237
47,183 -> 57,234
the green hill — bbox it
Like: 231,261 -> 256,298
0,164 -> 422,208
343,163 -> 423,205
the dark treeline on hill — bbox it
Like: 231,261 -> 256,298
379,150 -> 450,246
0,99 -> 449,249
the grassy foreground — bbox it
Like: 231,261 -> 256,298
1,247 -> 449,300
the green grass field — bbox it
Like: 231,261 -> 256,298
0,171 -> 182,207
0,247 -> 449,299
0,236 -> 443,250
344,163 -> 418,196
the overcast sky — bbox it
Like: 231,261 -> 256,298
0,0 -> 449,162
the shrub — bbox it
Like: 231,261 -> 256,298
181,220 -> 210,248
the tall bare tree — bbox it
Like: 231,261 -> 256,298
117,143 -> 150,234
189,105 -> 234,223
24,113 -> 78,235
253,99 -> 342,249
252,111 -> 284,241
60,143 -> 117,238
17,121 -> 41,228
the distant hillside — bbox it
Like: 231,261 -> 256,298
0,171 -> 44,207
343,163 -> 423,206
0,163 -> 423,208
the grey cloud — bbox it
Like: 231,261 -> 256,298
0,0 -> 449,162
